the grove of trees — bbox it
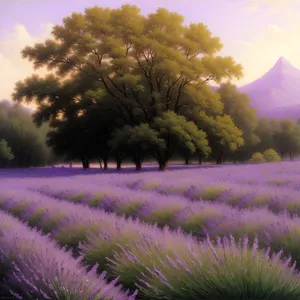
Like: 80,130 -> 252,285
0,101 -> 56,168
10,5 -> 300,170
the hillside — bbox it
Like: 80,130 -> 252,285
239,57 -> 300,119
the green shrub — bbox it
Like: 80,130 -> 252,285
249,152 -> 265,163
263,149 -> 281,162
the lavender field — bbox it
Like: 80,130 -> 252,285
2,162 -> 300,299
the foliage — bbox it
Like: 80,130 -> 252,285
0,140 -> 14,161
217,83 -> 259,162
151,111 -> 210,169
0,101 -> 55,168
249,152 -> 265,163
207,114 -> 244,163
273,118 -> 300,160
109,123 -> 165,170
254,118 -> 280,153
263,149 -> 281,162
12,4 -> 243,169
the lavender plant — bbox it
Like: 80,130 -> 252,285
0,210 -> 136,300
110,235 -> 300,299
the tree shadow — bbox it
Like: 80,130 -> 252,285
0,163 -> 224,179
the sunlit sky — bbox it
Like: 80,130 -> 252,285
1,0 -> 300,101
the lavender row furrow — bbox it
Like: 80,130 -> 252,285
1,189 -> 300,299
33,169 -> 300,216
8,185 -> 300,270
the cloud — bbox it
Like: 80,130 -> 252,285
244,0 -> 300,12
0,23 -> 53,103
233,22 -> 300,86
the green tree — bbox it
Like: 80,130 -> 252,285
109,123 -> 164,170
254,118 -> 280,153
14,5 -> 242,121
206,115 -> 244,164
273,118 -> 300,160
0,139 -> 14,161
151,111 -> 209,170
177,119 -> 211,164
12,64 -> 115,169
12,5 -> 243,170
47,119 -> 92,169
0,101 -> 53,168
217,82 -> 259,163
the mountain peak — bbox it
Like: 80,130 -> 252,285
278,56 -> 287,62
273,56 -> 293,70
239,56 -> 300,112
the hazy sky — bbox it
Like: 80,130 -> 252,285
1,0 -> 300,100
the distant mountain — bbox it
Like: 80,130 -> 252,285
238,57 -> 300,119
256,104 -> 300,120
0,99 -> 34,114
0,99 -> 13,106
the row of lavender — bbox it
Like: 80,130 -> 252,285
0,188 -> 300,299
27,181 -> 300,266
30,177 -> 300,223
4,173 -> 298,218
114,177 -> 300,214
0,209 -> 135,300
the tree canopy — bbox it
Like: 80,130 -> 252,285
12,4 -> 252,170
273,118 -> 300,160
217,83 -> 259,162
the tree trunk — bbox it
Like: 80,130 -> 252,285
158,158 -> 168,171
185,158 -> 189,165
103,158 -> 108,170
281,152 -> 284,160
115,152 -> 124,170
98,158 -> 103,169
198,157 -> 202,165
135,160 -> 142,171
82,157 -> 90,169
159,162 -> 168,171
132,151 -> 143,171
216,154 -> 223,165
117,160 -> 122,170
156,143 -> 171,171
